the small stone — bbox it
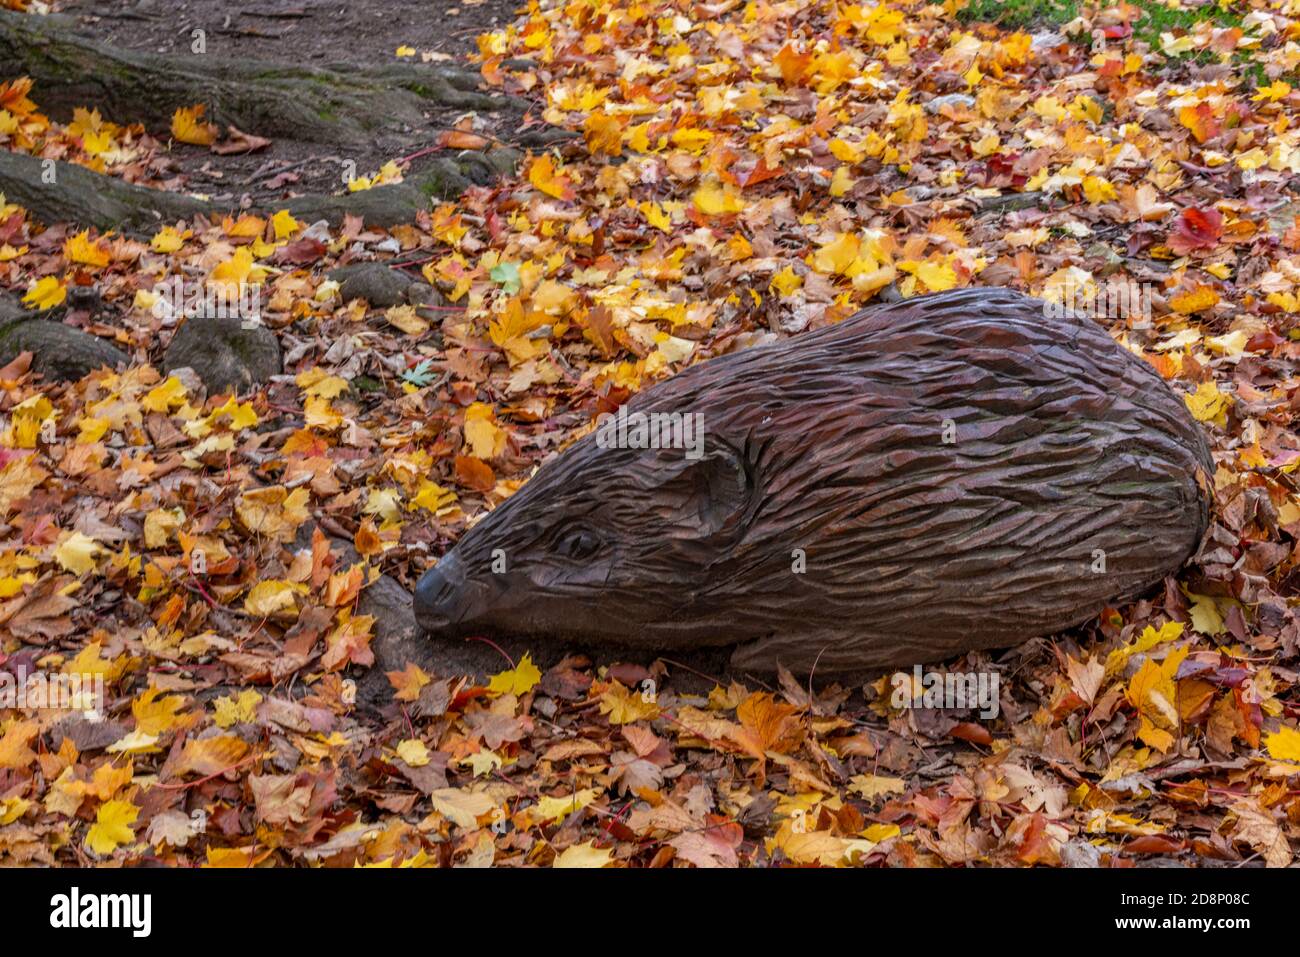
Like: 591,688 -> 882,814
326,262 -> 413,307
483,146 -> 523,176
163,316 -> 281,395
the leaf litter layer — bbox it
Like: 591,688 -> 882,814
0,0 -> 1298,867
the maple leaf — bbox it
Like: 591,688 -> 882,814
463,402 -> 508,460
176,735 -> 251,776
271,209 -> 302,240
849,774 -> 905,800
1168,207 -> 1224,255
554,841 -> 614,868
1125,646 -> 1189,753
396,739 -> 431,767
533,788 -> 600,824
132,686 -> 192,736
0,719 -> 39,770
1231,800 -> 1291,867
321,612 -> 375,670
387,662 -> 432,702
527,153 -> 574,200
85,799 -> 139,855
1170,285 -> 1220,314
1184,380 -> 1231,428
63,230 -> 110,267
487,652 -> 541,696
21,275 -> 66,310
150,225 -> 190,253
736,692 -> 804,754
598,681 -> 660,724
54,530 -> 104,576
692,178 -> 745,216
213,690 -> 263,729
171,104 -> 218,145
236,485 -> 311,543
243,580 -> 307,618
1264,726 -> 1300,763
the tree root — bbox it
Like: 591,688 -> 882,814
0,10 -> 528,148
0,149 -> 514,231
0,296 -> 129,381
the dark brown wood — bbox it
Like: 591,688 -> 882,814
415,288 -> 1214,674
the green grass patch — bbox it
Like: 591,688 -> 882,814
957,0 -> 1080,29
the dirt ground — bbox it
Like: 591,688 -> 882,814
48,0 -> 530,204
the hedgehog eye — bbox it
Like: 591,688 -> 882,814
557,528 -> 601,560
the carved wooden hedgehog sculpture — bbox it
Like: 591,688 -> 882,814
415,287 -> 1213,673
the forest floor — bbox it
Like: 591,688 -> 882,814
0,0 -> 1299,868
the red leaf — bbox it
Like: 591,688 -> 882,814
949,722 -> 993,745
1168,207 -> 1223,255
1125,835 -> 1186,855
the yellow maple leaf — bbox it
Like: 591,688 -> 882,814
410,479 -> 457,514
64,641 -> 130,685
463,402 -> 507,459
64,230 -> 111,267
636,200 -> 672,232
85,799 -> 139,855
22,275 -> 66,310
270,209 -> 301,240
770,265 -> 803,297
132,686 -> 191,735
0,720 -> 39,770
554,841 -> 614,868
1264,726 -> 1300,763
243,580 -> 306,618
908,260 -> 957,293
599,681 -> 661,724
810,233 -> 860,276
1170,286 -> 1219,314
527,153 -> 575,200
385,304 -> 429,336
142,376 -> 189,413
692,178 -> 745,215
150,226 -> 190,253
296,367 -> 349,399
363,487 -> 404,524
1253,81 -> 1291,102
1126,645 -> 1189,753
1105,620 -> 1183,679
54,531 -> 104,576
171,104 -> 217,145
534,788 -> 599,824
236,485 -> 311,543
487,652 -> 541,696
849,774 -> 905,800
1184,380 -> 1230,427
396,739 -> 430,767
213,689 -> 263,729
209,246 -> 264,290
